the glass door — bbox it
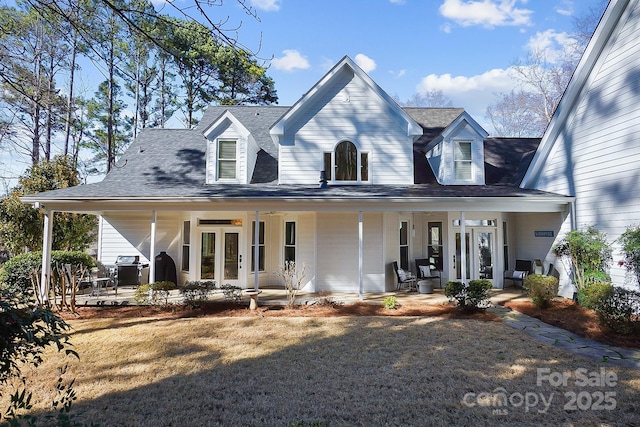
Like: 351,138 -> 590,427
455,229 -> 494,282
200,229 -> 241,286
455,232 -> 470,280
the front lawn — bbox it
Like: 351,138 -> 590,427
7,312 -> 640,426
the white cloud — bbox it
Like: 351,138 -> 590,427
355,54 -> 377,73
249,0 -> 281,11
555,0 -> 574,16
525,30 -> 579,64
416,68 -> 516,130
439,0 -> 533,28
271,50 -> 311,72
389,0 -> 406,4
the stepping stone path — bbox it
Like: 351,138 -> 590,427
489,305 -> 640,369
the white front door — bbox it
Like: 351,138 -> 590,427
200,228 -> 241,287
455,229 -> 494,283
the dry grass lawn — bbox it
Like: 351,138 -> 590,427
7,313 -> 640,426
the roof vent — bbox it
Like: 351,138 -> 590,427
319,170 -> 328,189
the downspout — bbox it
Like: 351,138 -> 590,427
39,206 -> 53,305
569,200 -> 577,231
358,211 -> 363,301
149,211 -> 156,284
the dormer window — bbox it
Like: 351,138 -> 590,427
217,139 -> 237,180
454,141 -> 473,181
323,140 -> 369,183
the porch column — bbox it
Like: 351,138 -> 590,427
358,211 -> 363,301
460,211 -> 467,284
254,211 -> 260,291
39,207 -> 54,305
149,211 -> 156,284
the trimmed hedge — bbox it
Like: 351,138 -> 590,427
524,274 -> 559,308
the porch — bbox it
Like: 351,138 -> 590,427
70,283 -> 529,308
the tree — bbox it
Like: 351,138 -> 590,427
0,156 -> 97,254
402,90 -> 454,107
0,5 -> 69,165
486,0 -> 608,137
163,18 -> 221,128
215,47 -> 277,106
486,90 -> 547,137
84,80 -> 132,175
553,225 -> 613,292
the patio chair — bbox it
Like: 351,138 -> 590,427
392,261 -> 416,291
414,258 -> 442,288
504,259 -> 532,290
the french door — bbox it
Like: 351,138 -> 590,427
200,228 -> 241,287
455,229 -> 494,282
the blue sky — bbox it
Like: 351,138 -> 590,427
208,0 -> 602,131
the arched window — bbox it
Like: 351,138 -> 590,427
323,141 -> 369,183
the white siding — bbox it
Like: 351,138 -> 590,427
278,69 -> 415,185
297,212 -> 316,290
316,212 -> 385,292
99,214 -> 180,280
534,0 -> 640,291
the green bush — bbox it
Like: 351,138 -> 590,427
0,251 -> 95,303
135,281 -> 177,306
552,225 -> 612,292
445,279 -> 492,310
524,274 -> 559,308
578,282 -> 613,310
220,284 -> 242,302
180,280 -> 216,307
444,281 -> 466,306
383,296 -> 398,310
594,287 -> 640,334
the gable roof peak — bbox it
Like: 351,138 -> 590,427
271,55 -> 422,138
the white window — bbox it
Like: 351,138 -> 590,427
181,221 -> 190,272
454,141 -> 472,181
323,141 -> 369,183
284,221 -> 296,263
251,221 -> 265,272
217,139 -> 237,180
399,221 -> 409,271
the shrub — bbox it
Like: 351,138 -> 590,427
220,284 -> 243,302
444,281 -> 466,306
466,279 -> 493,309
618,225 -> 640,286
524,274 -> 559,308
1,273 -> 79,425
552,225 -> 612,291
180,280 -> 216,307
277,260 -> 308,308
383,296 -> 398,310
445,280 -> 492,310
135,281 -> 177,306
594,287 -> 640,334
0,251 -> 95,308
578,282 -> 613,310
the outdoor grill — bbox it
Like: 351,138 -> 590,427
114,255 -> 148,286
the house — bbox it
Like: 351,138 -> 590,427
521,0 -> 640,297
23,56 -> 574,298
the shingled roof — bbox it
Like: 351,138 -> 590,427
22,105 -> 547,203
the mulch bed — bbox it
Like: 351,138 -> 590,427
59,300 -> 499,321
504,298 -> 640,349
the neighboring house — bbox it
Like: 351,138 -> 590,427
24,56 -> 573,297
522,0 -> 640,296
